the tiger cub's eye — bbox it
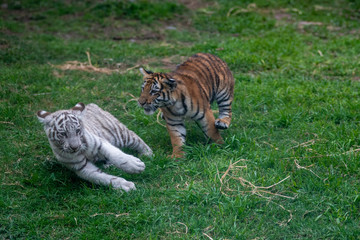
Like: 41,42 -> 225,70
59,132 -> 67,137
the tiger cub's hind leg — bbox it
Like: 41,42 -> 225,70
215,90 -> 233,130
199,109 -> 224,144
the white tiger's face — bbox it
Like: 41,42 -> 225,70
37,103 -> 86,153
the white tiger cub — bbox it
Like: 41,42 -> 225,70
37,103 -> 152,192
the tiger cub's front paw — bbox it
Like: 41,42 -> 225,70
215,119 -> 229,129
110,178 -> 136,192
169,151 -> 185,159
121,156 -> 145,174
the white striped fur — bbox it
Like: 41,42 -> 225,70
37,103 -> 152,192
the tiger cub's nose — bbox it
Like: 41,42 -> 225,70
70,146 -> 79,152
138,97 -> 146,106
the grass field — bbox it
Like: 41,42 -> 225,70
1,0 -> 360,239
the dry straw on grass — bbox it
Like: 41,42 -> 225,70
219,160 -> 294,200
122,92 -> 139,114
156,109 -> 166,127
121,92 -> 165,128
0,121 -> 14,125
2,182 -> 25,189
283,136 -> 359,171
90,212 -> 129,218
203,232 -> 214,240
166,222 -> 189,235
294,159 -> 321,179
218,159 -> 295,225
51,51 -> 139,75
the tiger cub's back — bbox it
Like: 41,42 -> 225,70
174,53 -> 234,104
172,53 -> 234,129
82,104 -> 138,149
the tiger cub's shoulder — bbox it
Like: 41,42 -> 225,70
82,103 -> 113,119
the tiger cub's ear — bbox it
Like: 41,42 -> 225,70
72,103 -> 85,115
37,110 -> 52,124
164,78 -> 177,91
139,68 -> 153,76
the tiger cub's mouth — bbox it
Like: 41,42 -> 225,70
62,143 -> 87,154
143,107 -> 156,115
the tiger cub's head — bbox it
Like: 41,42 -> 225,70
37,103 -> 86,153
138,68 -> 177,115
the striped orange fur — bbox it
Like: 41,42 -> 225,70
138,53 -> 234,158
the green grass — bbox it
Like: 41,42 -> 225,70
1,0 -> 360,239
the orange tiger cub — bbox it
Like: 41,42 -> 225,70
138,53 -> 234,158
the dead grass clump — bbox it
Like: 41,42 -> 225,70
90,213 -> 129,218
218,159 -> 295,225
166,222 -> 189,236
219,160 -> 294,200
52,51 -> 139,75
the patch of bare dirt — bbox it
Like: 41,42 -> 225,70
225,3 -> 355,35
273,11 -> 292,21
158,55 -> 188,70
105,19 -> 166,42
112,33 -> 163,41
52,51 -> 188,77
297,21 -> 323,29
1,0 -> 202,42
226,4 -> 298,26
352,76 -> 360,81
52,51 -> 142,75
176,0 -> 212,11
0,39 -> 10,49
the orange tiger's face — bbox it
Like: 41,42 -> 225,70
138,68 -> 177,115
